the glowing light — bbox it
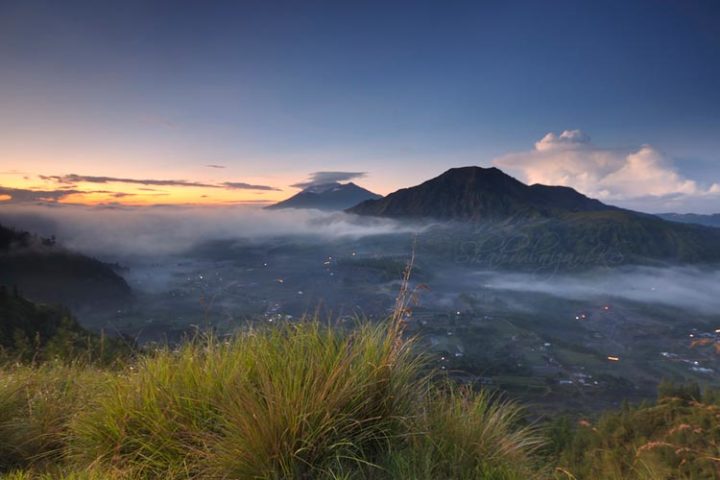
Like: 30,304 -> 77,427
0,171 -> 288,206
607,356 -> 620,362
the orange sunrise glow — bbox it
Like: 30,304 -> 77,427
0,171 -> 291,206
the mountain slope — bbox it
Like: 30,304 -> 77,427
349,166 -> 720,266
268,182 -> 381,211
348,167 -> 611,220
0,290 -> 133,363
0,223 -> 131,308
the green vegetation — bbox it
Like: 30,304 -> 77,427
0,223 -> 131,308
553,381 -> 720,479
0,316 -> 544,479
336,257 -> 423,282
0,364 -> 114,474
0,290 -> 133,365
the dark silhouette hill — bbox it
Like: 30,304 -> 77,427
0,288 -> 133,362
348,166 -> 612,219
0,223 -> 131,309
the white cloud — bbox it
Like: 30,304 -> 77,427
291,171 -> 367,189
534,129 -> 591,151
494,130 -> 720,213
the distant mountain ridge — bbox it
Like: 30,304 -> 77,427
267,182 -> 381,211
0,289 -> 134,363
0,223 -> 131,308
657,213 -> 720,228
348,166 -> 720,266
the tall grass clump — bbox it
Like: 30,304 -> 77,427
383,386 -> 545,479
69,319 -> 424,479
0,363 -> 112,471
210,321 -> 423,478
0,468 -> 130,479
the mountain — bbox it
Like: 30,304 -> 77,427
0,223 -> 131,309
657,213 -> 720,228
0,289 -> 133,363
348,166 -> 612,219
348,166 -> 720,266
267,182 -> 382,211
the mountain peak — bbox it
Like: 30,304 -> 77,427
435,166 -> 527,188
267,182 -> 381,211
347,166 -> 611,220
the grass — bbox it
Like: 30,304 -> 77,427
0,315 -> 544,479
0,363 -> 113,472
556,395 -> 720,480
382,386 -> 544,479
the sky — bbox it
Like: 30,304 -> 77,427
0,0 -> 719,212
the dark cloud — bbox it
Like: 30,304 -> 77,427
0,175 -> 279,206
205,164 -> 226,169
41,174 -> 278,191
41,174 -> 219,188
0,186 -> 175,204
222,182 -> 279,191
291,171 -> 367,189
0,186 -> 82,203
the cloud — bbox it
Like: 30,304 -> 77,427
534,129 -> 591,151
0,185 -> 174,205
205,164 -> 226,169
41,174 -> 217,188
40,174 -> 278,191
0,186 -> 82,203
222,182 -> 279,191
494,130 -> 720,213
291,171 -> 367,189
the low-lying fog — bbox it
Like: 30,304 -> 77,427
3,204 -> 720,318
0,204 -> 424,258
464,267 -> 720,315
